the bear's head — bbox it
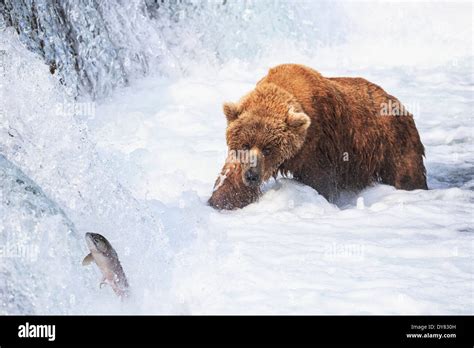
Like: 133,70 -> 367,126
223,83 -> 311,189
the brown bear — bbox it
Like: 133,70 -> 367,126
209,64 -> 427,210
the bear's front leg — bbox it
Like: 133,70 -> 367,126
208,160 -> 261,210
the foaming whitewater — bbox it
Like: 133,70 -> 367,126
0,1 -> 472,314
0,29 -> 170,314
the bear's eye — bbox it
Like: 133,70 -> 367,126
262,147 -> 272,156
242,144 -> 251,150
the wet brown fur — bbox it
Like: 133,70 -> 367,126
209,64 -> 427,209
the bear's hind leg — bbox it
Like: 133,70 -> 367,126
381,151 -> 428,190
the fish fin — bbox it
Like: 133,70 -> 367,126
99,277 -> 108,289
82,253 -> 94,266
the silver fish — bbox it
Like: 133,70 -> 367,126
83,232 -> 130,299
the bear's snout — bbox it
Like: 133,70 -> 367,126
241,147 -> 264,187
209,160 -> 261,210
244,168 -> 261,186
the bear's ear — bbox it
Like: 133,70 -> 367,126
223,102 -> 241,123
287,106 -> 311,132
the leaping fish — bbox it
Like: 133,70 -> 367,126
83,232 -> 130,299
